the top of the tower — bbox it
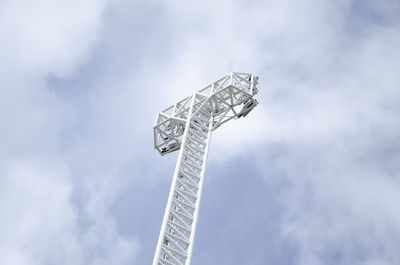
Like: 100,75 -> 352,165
153,72 -> 259,155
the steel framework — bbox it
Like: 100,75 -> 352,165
152,72 -> 259,265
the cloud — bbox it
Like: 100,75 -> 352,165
248,4 -> 400,263
2,0 -> 400,264
142,0 -> 400,264
81,1 -> 400,264
259,138 -> 400,264
0,1 -> 140,264
0,0 -> 109,77
0,157 -> 139,265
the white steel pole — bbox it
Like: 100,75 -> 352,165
152,72 -> 258,265
185,119 -> 213,265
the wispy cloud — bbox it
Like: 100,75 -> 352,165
0,1 -> 139,264
1,0 -> 399,264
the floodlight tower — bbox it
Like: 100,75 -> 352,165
152,72 -> 259,265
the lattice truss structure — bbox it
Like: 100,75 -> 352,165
152,72 -> 259,265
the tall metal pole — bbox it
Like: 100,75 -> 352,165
152,72 -> 259,265
153,94 -> 213,265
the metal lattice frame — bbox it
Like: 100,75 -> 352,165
152,72 -> 259,265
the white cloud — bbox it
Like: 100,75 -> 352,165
0,1 -> 140,264
142,0 -> 400,263
0,0 -> 108,77
2,0 -> 400,264
0,158 -> 139,265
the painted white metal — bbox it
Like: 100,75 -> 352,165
152,72 -> 258,265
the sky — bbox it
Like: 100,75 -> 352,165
1,0 -> 400,264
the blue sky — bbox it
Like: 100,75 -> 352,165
1,0 -> 400,264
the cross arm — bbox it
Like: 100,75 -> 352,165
153,72 -> 259,156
